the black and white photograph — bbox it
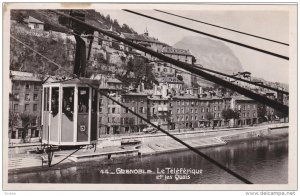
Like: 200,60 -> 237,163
2,2 -> 297,191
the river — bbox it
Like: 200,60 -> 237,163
8,138 -> 288,184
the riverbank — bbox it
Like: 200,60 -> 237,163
7,123 -> 288,171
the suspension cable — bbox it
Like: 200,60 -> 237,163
76,30 -> 288,95
152,60 -> 288,95
123,9 -> 289,61
154,9 -> 289,46
49,10 -> 288,115
11,35 -> 253,184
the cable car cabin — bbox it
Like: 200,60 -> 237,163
42,78 -> 99,146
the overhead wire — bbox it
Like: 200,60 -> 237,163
123,9 -> 289,61
11,35 -> 253,184
49,10 -> 289,115
76,30 -> 289,95
154,9 -> 289,46
152,60 -> 288,95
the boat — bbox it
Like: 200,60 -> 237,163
121,139 -> 142,149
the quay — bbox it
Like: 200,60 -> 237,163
7,123 -> 288,171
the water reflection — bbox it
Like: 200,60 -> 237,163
9,138 -> 288,184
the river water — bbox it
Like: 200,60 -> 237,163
9,138 -> 288,184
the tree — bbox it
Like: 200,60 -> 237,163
232,110 -> 240,127
221,108 -> 236,127
206,113 -> 214,127
120,56 -> 157,89
257,103 -> 267,123
19,113 -> 37,142
15,12 -> 26,24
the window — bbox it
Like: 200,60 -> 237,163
177,108 -> 180,114
177,101 -> 180,106
186,101 -> 189,106
108,118 -> 110,123
33,104 -> 37,111
206,108 -> 209,112
202,115 -> 204,119
248,105 -> 250,110
44,87 -> 49,111
195,109 -> 198,114
218,113 -> 220,118
14,93 -> 19,100
140,107 -> 144,113
34,84 -> 39,90
186,116 -> 188,121
112,117 -> 115,123
191,109 -> 193,113
108,108 -> 111,114
195,116 -> 198,120
33,94 -> 38,101
112,107 -> 116,113
181,101 -> 184,106
157,68 -> 160,72
181,108 -> 184,113
214,106 -> 217,111
13,104 -> 18,112
13,82 -> 20,90
99,107 -> 102,113
52,88 -> 60,115
253,112 -> 256,117
63,87 -> 74,114
25,94 -> 30,101
201,108 -> 204,112
25,83 -> 30,89
25,104 -> 29,112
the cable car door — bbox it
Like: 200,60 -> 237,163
50,87 -> 59,143
42,87 -> 50,142
77,87 -> 89,142
61,87 -> 75,143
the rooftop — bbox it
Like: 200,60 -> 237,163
24,16 -> 44,24
233,96 -> 254,101
122,32 -> 167,45
122,92 -> 148,96
162,47 -> 192,56
157,76 -> 184,84
107,78 -> 122,84
10,71 -> 42,82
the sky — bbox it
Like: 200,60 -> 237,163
98,8 -> 290,84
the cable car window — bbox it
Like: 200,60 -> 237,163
78,87 -> 89,113
51,87 -> 59,116
43,87 -> 49,111
63,87 -> 74,120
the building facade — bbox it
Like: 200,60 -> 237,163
9,71 -> 43,141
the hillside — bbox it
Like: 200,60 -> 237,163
10,9 -> 137,34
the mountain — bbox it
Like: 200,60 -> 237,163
174,36 -> 243,74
